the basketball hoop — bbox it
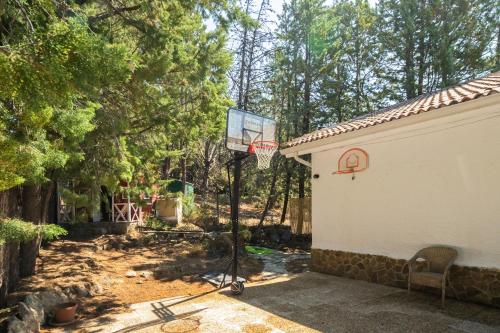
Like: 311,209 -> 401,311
248,140 -> 278,170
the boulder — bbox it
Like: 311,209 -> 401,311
268,229 -> 280,243
280,230 -> 292,242
88,282 -> 104,296
25,289 -> 69,325
140,271 -> 152,279
85,258 -> 99,270
8,302 -> 40,333
8,317 -> 29,333
125,271 -> 137,278
72,284 -> 91,298
204,233 -> 232,257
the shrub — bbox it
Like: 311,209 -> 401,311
239,229 -> 252,242
145,217 -> 171,230
0,218 -> 68,244
40,224 -> 68,241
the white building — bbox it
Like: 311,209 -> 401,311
281,71 -> 500,307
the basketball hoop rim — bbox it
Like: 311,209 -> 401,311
249,140 -> 279,149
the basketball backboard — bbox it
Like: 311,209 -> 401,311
226,108 -> 276,152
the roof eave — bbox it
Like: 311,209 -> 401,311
280,92 -> 500,157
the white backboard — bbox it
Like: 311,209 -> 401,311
226,108 -> 276,152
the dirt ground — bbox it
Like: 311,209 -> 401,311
15,234 -> 265,329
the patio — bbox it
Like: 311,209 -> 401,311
54,271 -> 500,333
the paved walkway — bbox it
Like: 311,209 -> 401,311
249,249 -> 310,279
54,272 -> 500,333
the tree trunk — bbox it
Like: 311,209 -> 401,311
180,157 -> 187,195
0,245 -> 8,307
404,32 -> 416,99
41,182 -> 55,224
354,20 -> 362,114
243,0 -> 268,110
280,164 -> 292,224
8,242 -> 19,292
20,184 -> 42,277
417,2 -> 427,96
237,0 -> 251,109
162,156 -> 171,179
257,160 -> 279,228
299,20 -> 311,202
496,25 -> 500,68
201,141 -> 211,199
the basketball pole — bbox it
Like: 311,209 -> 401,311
230,151 -> 245,292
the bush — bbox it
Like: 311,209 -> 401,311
145,217 -> 171,230
239,229 -> 252,242
0,218 -> 68,244
182,194 -> 196,219
40,224 -> 68,241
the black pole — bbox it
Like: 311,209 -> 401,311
231,152 -> 243,284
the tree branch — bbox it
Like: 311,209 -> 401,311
88,4 -> 141,23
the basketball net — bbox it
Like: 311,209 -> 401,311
248,141 -> 278,170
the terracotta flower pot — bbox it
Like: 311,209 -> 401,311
54,302 -> 78,323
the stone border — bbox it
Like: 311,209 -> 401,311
311,248 -> 500,307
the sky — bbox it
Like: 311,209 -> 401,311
269,0 -> 379,17
206,0 -> 379,32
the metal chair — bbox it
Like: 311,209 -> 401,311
408,246 -> 457,306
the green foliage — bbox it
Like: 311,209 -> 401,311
0,4 -> 132,190
182,194 -> 196,218
239,229 -> 252,242
145,217 -> 171,231
0,219 -> 38,243
0,0 -> 496,228
40,224 -> 68,241
0,218 -> 67,244
0,0 -> 233,205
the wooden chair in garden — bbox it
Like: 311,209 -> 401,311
407,246 -> 457,307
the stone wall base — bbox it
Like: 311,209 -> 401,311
63,221 -> 138,237
311,248 -> 500,307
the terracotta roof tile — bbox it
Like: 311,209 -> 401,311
284,71 -> 500,149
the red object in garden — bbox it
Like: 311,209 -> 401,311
54,302 -> 78,324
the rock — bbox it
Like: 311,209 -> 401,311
88,282 -> 104,296
8,316 -> 30,333
103,243 -> 113,251
72,284 -> 91,297
125,271 -> 137,278
24,290 -> 68,325
140,271 -> 152,278
280,230 -> 292,242
8,302 -> 40,333
136,280 -> 144,284
204,233 -> 232,257
85,258 -> 99,270
269,230 -> 280,243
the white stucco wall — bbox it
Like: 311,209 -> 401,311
311,96 -> 500,269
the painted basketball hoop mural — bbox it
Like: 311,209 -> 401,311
333,148 -> 369,175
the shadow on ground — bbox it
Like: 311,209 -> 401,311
225,272 -> 500,333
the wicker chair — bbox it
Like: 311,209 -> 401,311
408,246 -> 457,306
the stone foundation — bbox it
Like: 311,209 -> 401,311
63,221 -> 138,237
311,248 -> 500,307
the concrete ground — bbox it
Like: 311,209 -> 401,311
55,272 -> 500,333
